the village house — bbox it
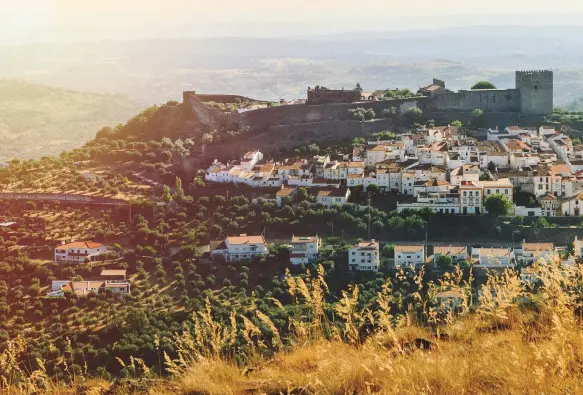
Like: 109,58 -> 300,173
518,242 -> 555,264
289,235 -> 321,265
54,241 -> 107,263
49,277 -> 131,297
316,188 -> 351,207
449,164 -> 480,186
397,191 -> 461,214
394,245 -> 425,268
211,234 -> 269,262
472,247 -> 516,268
348,240 -> 380,272
433,245 -> 468,265
459,181 -> 484,215
276,187 -> 297,207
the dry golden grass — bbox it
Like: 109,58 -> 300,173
7,260 -> 583,394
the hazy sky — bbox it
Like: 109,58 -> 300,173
3,0 -> 583,44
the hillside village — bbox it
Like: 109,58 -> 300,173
205,124 -> 583,217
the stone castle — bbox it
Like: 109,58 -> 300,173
306,70 -> 553,115
182,70 -> 553,159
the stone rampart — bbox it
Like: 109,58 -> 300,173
429,89 -> 521,112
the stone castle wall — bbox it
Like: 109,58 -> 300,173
429,89 -> 521,112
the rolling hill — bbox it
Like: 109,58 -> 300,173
0,80 -> 141,161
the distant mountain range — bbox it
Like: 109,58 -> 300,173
3,26 -> 583,160
3,26 -> 583,108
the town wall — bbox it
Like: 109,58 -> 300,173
429,89 -> 521,112
198,118 -> 394,162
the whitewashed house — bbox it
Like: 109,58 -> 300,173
211,235 -> 268,262
348,240 -> 380,271
518,242 -> 554,264
289,235 -> 321,265
394,245 -> 425,268
54,241 -> 107,263
433,245 -> 468,265
473,247 -> 515,268
316,188 -> 350,207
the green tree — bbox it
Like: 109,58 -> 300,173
403,107 -> 423,126
174,177 -> 184,202
366,184 -> 380,197
297,187 -> 308,201
162,185 -> 172,203
382,107 -> 397,117
354,82 -> 363,92
436,254 -> 454,270
471,81 -> 497,90
451,120 -> 463,128
352,137 -> 365,146
484,193 -> 513,216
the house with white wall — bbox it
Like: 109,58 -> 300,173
473,247 -> 515,268
394,245 -> 425,268
54,241 -> 107,263
316,188 -> 351,207
433,245 -> 468,265
289,235 -> 321,265
211,234 -> 268,262
348,240 -> 380,271
518,242 -> 554,264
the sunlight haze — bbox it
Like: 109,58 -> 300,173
4,0 -> 583,44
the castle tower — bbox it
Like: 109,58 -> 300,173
515,70 -> 553,115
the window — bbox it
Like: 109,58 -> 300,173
496,189 -> 499,194
505,190 -> 508,194
463,191 -> 467,196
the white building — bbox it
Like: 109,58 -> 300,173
48,279 -> 131,297
54,241 -> 107,263
518,242 -> 554,264
241,151 -> 263,170
316,188 -> 351,207
459,181 -> 484,215
397,191 -> 460,214
433,245 -> 468,265
473,247 -> 515,268
290,235 -> 321,265
211,234 -> 268,262
348,240 -> 380,271
394,245 -> 425,268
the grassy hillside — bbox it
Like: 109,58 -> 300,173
5,261 -> 583,394
0,80 -> 141,160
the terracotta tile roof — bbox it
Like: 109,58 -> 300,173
522,243 -> 554,252
395,245 -> 424,253
479,248 -> 511,257
226,235 -> 266,245
347,161 -> 365,168
100,269 -> 127,276
59,241 -> 104,249
369,145 -> 386,152
434,245 -> 467,255
541,193 -> 557,201
356,241 -> 379,249
276,187 -> 296,197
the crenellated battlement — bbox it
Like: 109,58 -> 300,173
516,70 -> 553,76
